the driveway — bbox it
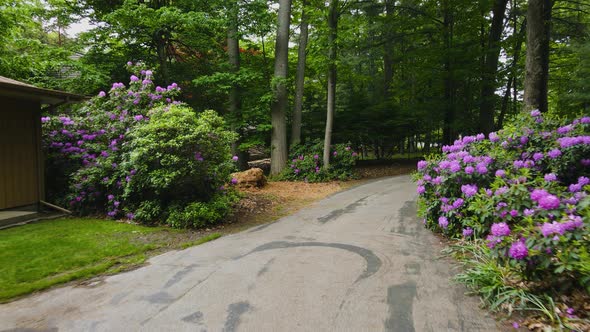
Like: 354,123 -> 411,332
0,175 -> 500,331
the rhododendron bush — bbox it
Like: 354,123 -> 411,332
42,64 -> 238,227
278,139 -> 359,182
415,110 -> 590,294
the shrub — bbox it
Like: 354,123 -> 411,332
42,64 -> 239,227
278,139 -> 358,182
415,110 -> 590,298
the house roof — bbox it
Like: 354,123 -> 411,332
0,76 -> 87,105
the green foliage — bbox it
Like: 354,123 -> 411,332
166,192 -> 240,228
277,139 -> 358,182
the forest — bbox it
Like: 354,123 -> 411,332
2,0 -> 588,176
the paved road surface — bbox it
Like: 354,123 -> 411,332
0,175 -> 501,331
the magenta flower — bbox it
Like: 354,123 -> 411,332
98,91 -> 106,97
232,155 -> 239,161
231,178 -> 238,185
488,132 -> 499,142
544,173 -> 557,182
438,216 -> 449,229
416,186 -> 426,194
509,241 -> 528,260
491,222 -> 510,237
461,184 -> 478,197
462,227 -> 473,237
540,222 -> 564,237
547,149 -> 562,159
417,160 -> 428,170
530,189 -> 549,201
538,194 -> 560,210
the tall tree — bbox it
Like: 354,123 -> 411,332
270,0 -> 292,175
227,1 -> 249,170
478,0 -> 509,134
323,0 -> 338,168
524,0 -> 552,112
291,0 -> 309,146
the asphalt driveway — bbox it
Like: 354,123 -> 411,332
0,175 -> 500,331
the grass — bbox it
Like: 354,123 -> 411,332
443,240 -> 567,327
0,218 -> 221,302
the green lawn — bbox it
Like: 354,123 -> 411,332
0,218 -> 220,302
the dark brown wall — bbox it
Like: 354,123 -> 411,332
0,98 -> 42,209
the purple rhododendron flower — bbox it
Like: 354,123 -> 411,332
107,194 -> 115,201
486,235 -> 502,249
524,208 -> 535,216
544,173 -> 557,182
438,216 -> 449,229
495,169 -> 506,177
578,176 -> 589,186
231,178 -> 238,185
417,160 -> 427,170
461,184 -> 478,197
538,194 -> 560,210
232,155 -> 239,161
530,189 -> 549,201
476,163 -> 488,174
488,132 -> 499,142
569,183 -> 582,192
540,222 -> 564,237
462,227 -> 473,237
509,241 -> 528,260
416,186 -> 426,194
491,222 -> 511,237
530,109 -> 541,117
533,152 -> 544,161
547,149 -> 562,159
581,159 -> 590,167
98,91 -> 106,97
452,198 -> 464,209
449,161 -> 461,172
495,186 -> 508,196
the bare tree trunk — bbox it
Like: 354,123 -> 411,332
479,0 -> 509,134
442,1 -> 455,146
270,0 -> 292,175
291,0 -> 309,146
155,29 -> 170,85
383,0 -> 394,98
323,0 -> 338,168
498,18 -> 526,129
524,0 -> 552,113
227,2 -> 248,170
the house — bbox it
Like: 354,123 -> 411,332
0,76 -> 84,223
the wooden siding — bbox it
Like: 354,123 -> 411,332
0,98 -> 41,209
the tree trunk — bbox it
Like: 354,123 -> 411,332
270,0 -> 292,175
442,2 -> 455,146
498,19 -> 526,129
291,0 -> 309,146
479,0 -> 509,135
524,0 -> 551,113
155,29 -> 170,85
383,0 -> 394,98
323,0 -> 338,168
227,2 -> 248,170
